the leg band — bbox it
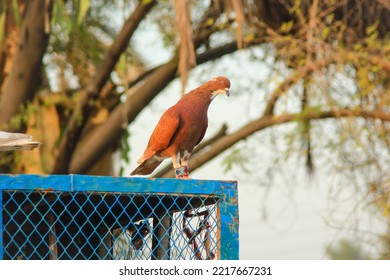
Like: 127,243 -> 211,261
175,166 -> 189,178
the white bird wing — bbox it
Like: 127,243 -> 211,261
0,131 -> 41,151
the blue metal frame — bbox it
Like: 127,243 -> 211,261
0,174 -> 238,260
0,188 -> 2,259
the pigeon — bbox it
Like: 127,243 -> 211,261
130,76 -> 230,178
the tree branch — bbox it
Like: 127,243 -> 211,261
262,57 -> 336,117
157,108 -> 390,178
53,0 -> 157,174
124,41 -> 239,91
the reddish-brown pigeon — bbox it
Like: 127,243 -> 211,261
0,131 -> 41,151
130,76 -> 231,178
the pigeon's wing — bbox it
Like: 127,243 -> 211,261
149,107 -> 180,150
137,107 -> 180,164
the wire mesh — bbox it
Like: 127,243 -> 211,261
1,190 -> 220,260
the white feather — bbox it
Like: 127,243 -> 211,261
0,131 -> 41,151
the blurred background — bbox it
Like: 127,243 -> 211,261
0,0 -> 389,259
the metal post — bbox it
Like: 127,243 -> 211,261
0,190 -> 3,260
219,181 -> 239,259
151,212 -> 172,260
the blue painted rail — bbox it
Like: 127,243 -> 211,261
0,175 -> 238,260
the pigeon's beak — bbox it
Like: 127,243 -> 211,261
225,88 -> 230,97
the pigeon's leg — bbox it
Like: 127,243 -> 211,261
171,153 -> 181,170
173,152 -> 189,179
172,153 -> 185,178
178,151 -> 190,179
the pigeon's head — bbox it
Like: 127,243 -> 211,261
207,76 -> 231,98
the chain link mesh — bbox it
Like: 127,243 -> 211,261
2,190 -> 220,260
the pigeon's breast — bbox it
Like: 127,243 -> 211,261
172,108 -> 208,153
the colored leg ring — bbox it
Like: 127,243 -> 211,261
175,166 -> 189,178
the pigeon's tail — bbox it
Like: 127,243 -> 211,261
0,131 -> 41,152
130,156 -> 163,176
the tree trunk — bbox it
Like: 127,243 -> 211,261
0,0 -> 53,130
0,0 -> 26,86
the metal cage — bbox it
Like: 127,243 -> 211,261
0,175 -> 238,260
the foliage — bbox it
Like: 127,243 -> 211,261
326,239 -> 371,260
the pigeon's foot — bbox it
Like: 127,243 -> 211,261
175,166 -> 189,179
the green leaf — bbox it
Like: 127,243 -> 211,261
52,0 -> 66,25
221,148 -> 248,173
366,22 -> 379,36
76,0 -> 90,26
321,27 -> 330,39
142,0 -> 154,5
353,43 -> 362,51
289,0 -> 301,14
280,21 -> 293,33
117,53 -> 127,72
11,0 -> 22,27
0,11 -> 4,45
205,18 -> 214,27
